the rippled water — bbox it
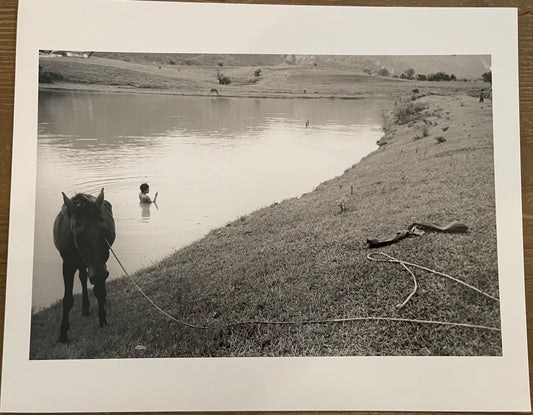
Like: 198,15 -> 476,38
33,90 -> 385,309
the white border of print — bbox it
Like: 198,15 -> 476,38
1,0 -> 529,412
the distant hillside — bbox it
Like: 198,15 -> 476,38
93,53 -> 288,67
289,55 -> 490,79
93,53 -> 490,80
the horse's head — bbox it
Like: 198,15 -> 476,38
62,188 -> 113,285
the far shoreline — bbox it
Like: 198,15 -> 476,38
38,81 -> 386,100
38,54 -> 489,105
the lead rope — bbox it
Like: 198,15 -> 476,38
106,240 -> 207,329
367,252 -> 500,303
106,240 -> 500,332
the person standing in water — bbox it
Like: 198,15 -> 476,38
139,183 -> 158,204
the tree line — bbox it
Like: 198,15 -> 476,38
378,67 -> 492,83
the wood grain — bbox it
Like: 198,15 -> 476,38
0,0 -> 531,413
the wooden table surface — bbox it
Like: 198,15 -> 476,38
0,0 -> 531,413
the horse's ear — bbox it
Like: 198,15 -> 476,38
62,192 -> 74,211
95,188 -> 104,207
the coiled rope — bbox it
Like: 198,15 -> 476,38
366,252 -> 500,305
106,240 -> 500,332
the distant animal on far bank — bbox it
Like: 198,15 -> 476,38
305,119 -> 309,128
53,188 -> 116,343
210,88 -> 219,95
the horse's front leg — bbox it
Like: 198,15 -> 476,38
93,282 -> 107,327
79,268 -> 90,316
59,262 -> 76,343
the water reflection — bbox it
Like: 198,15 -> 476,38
39,91 -> 384,148
140,201 -> 158,223
33,90 -> 386,309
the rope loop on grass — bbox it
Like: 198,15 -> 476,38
367,252 -> 418,308
106,240 -> 500,333
367,252 -> 499,302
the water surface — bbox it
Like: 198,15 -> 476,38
33,90 -> 385,309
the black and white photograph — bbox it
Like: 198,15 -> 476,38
30,51 -> 501,359
1,1 -> 529,413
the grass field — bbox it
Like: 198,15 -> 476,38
38,56 -> 485,99
30,82 -> 499,358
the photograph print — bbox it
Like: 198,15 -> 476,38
30,51 -> 500,359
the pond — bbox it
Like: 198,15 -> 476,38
33,90 -> 386,309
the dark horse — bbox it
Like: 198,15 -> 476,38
53,188 -> 115,343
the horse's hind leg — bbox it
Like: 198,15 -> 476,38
79,268 -> 90,316
59,262 -> 76,343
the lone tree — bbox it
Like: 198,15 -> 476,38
481,71 -> 492,84
377,68 -> 390,77
403,68 -> 415,80
217,70 -> 231,85
428,71 -> 451,81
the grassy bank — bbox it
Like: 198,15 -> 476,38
38,56 -> 487,99
30,89 -> 499,359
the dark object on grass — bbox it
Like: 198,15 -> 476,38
338,198 -> 347,213
367,221 -> 468,248
409,221 -> 468,233
367,229 -> 415,248
53,188 -> 116,343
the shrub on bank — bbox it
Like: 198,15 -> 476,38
38,65 -> 64,84
481,71 -> 492,84
393,101 -> 427,124
217,72 -> 231,85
